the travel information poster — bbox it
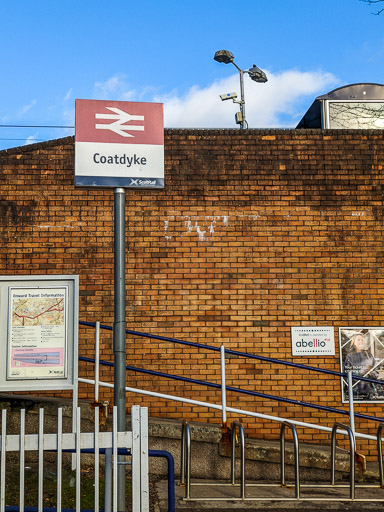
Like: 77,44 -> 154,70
7,287 -> 68,380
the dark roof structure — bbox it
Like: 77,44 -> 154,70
296,83 -> 384,129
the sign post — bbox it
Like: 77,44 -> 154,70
114,187 -> 126,511
114,187 -> 126,435
75,99 -> 164,511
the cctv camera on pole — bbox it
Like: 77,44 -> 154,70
214,50 -> 268,129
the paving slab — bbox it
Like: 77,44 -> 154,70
155,478 -> 384,511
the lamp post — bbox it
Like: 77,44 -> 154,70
214,50 -> 268,129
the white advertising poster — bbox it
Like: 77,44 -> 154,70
291,326 -> 335,356
340,327 -> 384,403
7,287 -> 68,380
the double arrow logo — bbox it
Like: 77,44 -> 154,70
95,107 -> 144,137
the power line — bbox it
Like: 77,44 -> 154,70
0,124 -> 74,128
0,124 -> 74,143
0,138 -> 47,142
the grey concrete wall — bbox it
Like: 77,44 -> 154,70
0,394 -> 376,483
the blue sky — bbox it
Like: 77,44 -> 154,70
0,0 -> 383,150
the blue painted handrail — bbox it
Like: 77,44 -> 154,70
78,321 -> 384,424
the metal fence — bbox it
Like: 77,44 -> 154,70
0,405 -> 149,512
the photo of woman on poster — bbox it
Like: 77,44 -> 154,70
340,328 -> 384,403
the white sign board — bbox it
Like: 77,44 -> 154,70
75,99 -> 164,188
0,275 -> 78,392
8,287 -> 68,380
291,326 -> 335,356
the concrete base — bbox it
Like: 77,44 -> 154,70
145,416 -> 375,483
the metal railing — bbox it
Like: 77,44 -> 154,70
180,420 -> 300,501
179,418 -> 301,501
78,320 -> 384,444
77,321 -> 384,502
179,418 -> 384,502
179,421 -> 191,499
231,420 -> 245,499
331,422 -> 356,499
377,422 -> 384,488
280,421 -> 300,498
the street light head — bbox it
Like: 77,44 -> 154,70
248,64 -> 268,83
214,49 -> 234,64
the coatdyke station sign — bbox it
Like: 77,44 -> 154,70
75,99 -> 164,188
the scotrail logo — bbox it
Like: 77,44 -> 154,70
129,178 -> 157,187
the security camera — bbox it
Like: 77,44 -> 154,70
220,92 -> 237,101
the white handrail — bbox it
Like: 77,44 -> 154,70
80,322 -> 382,445
78,377 -> 381,442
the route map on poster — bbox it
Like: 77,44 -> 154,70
8,287 -> 67,380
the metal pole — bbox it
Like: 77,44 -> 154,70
95,321 -> 100,403
232,60 -> 246,129
239,68 -> 245,129
104,449 -> 112,512
377,423 -> 384,488
95,321 -> 113,512
113,187 -> 126,512
220,344 -> 227,427
348,371 -> 355,436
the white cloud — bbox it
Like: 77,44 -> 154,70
64,88 -> 73,102
24,134 -> 38,145
93,74 -> 160,102
93,74 -> 137,101
86,68 -> 338,130
19,99 -> 37,116
157,69 -> 338,128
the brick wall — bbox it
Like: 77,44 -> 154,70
1,129 -> 384,458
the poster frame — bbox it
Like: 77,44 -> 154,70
0,275 -> 78,392
339,326 -> 384,404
